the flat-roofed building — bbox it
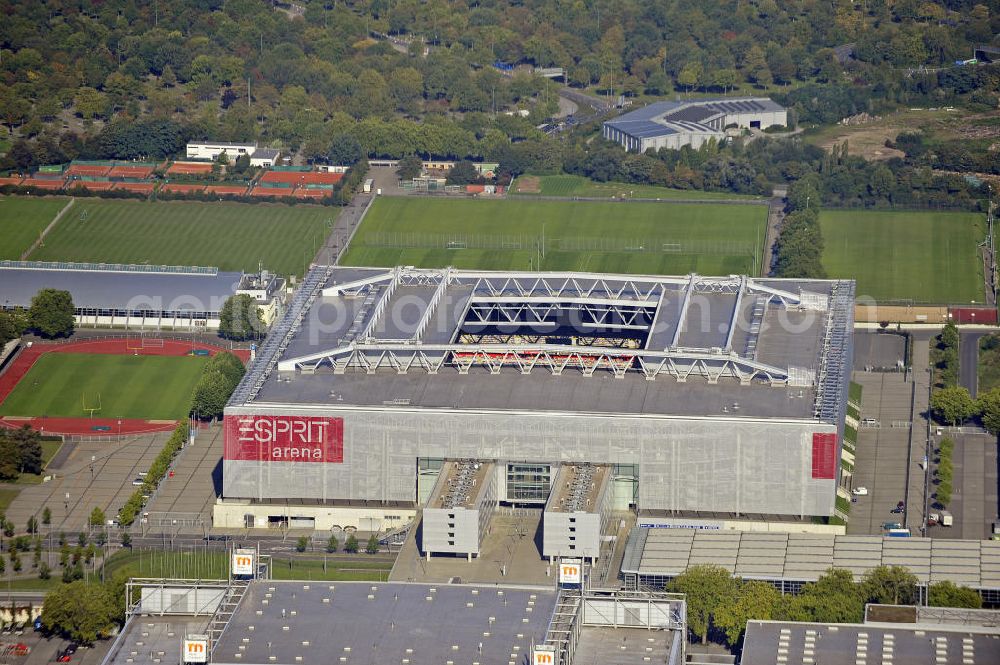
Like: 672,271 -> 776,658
543,464 -> 612,562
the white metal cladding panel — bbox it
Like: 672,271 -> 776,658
138,587 -> 225,615
223,406 -> 835,516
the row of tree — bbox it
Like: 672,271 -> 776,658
930,384 -> 1000,435
935,437 -> 954,509
672,563 -> 981,648
0,289 -> 75,344
773,180 -> 826,279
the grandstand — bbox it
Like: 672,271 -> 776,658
217,266 -> 855,537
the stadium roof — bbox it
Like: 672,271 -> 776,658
605,97 -> 785,139
229,267 -> 853,422
621,528 -> 1000,590
0,262 -> 241,314
210,581 -> 557,665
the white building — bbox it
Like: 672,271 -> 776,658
186,141 -> 257,161
603,97 -> 787,153
249,148 -> 281,168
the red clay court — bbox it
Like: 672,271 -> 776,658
161,183 -> 206,194
167,162 -> 214,175
260,171 -> 342,185
108,165 -> 155,179
204,184 -> 249,196
66,164 -> 113,177
0,338 -> 249,436
112,182 -> 157,194
250,186 -> 294,198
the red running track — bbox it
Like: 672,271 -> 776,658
0,338 -> 249,436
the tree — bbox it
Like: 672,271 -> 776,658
928,581 -> 982,608
344,534 -> 359,553
121,532 -> 131,549
396,154 -> 423,180
42,507 -> 51,526
787,568 -> 864,624
191,370 -> 231,421
0,310 -> 27,347
941,321 -> 959,349
296,536 -> 309,553
29,289 -> 74,338
678,61 -> 703,94
714,580 -> 781,647
328,134 -> 364,166
88,507 -> 106,527
977,388 -> 1000,434
219,294 -> 264,341
26,516 -> 37,535
325,535 -> 338,553
365,534 -> 379,554
41,581 -> 117,644
930,387 -> 976,426
667,565 -> 737,644
862,565 -> 918,606
445,160 -> 480,186
39,561 -> 50,580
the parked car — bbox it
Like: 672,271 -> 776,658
882,522 -> 902,530
131,478 -> 144,486
890,506 -> 904,514
851,487 -> 869,496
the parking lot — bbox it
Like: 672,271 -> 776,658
926,429 -> 999,540
5,433 -> 169,533
847,333 -> 928,536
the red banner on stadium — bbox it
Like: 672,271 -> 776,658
811,433 -> 837,479
224,415 -> 344,463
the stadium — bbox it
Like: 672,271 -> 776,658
216,266 -> 855,544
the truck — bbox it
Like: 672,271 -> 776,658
363,178 -> 373,193
940,510 -> 953,527
886,528 -> 911,537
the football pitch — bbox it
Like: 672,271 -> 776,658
0,354 -> 207,420
342,197 -> 768,275
0,196 -> 69,260
26,199 -> 334,276
820,209 -> 986,303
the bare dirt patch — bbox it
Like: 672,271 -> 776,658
515,176 -> 541,193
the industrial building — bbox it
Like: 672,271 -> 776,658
0,261 -> 283,331
105,567 -> 687,665
216,266 -> 854,544
621,528 -> 1000,603
423,460 -> 498,559
603,97 -> 787,152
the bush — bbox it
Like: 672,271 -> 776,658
296,536 -> 308,553
325,535 -> 338,553
344,534 -> 359,553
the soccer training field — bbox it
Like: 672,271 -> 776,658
820,209 -> 986,303
342,197 -> 768,275
512,174 -> 762,201
27,199 -> 334,276
0,353 -> 207,420
0,196 -> 69,260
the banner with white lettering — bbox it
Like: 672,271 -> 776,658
223,415 -> 344,463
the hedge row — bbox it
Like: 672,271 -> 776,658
936,437 -> 954,508
119,424 -> 186,526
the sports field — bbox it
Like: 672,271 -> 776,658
0,353 -> 207,420
27,199 -> 334,276
343,197 -> 768,275
820,209 -> 985,303
0,196 -> 68,260
512,175 -> 761,201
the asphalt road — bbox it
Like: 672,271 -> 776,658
960,331 -> 986,397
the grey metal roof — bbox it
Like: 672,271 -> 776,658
211,581 -> 557,665
0,266 -> 241,314
252,148 -> 281,159
622,528 -> 1000,590
742,620 -> 1000,665
604,97 -> 785,140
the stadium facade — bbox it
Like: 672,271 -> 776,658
217,266 -> 853,534
603,97 -> 787,152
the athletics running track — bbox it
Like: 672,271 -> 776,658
0,338 -> 250,436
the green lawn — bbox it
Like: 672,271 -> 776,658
0,488 -> 19,512
0,196 -> 69,260
0,353 -> 207,419
102,549 -> 391,582
819,209 -> 986,303
979,334 -> 1000,393
27,199 -> 335,276
343,197 -> 768,275
513,174 -> 761,201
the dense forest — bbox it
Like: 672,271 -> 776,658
0,0 -> 998,206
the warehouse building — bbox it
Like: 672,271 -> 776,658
603,97 -> 787,152
0,261 -> 241,330
216,266 -> 854,541
621,528 -> 1000,603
